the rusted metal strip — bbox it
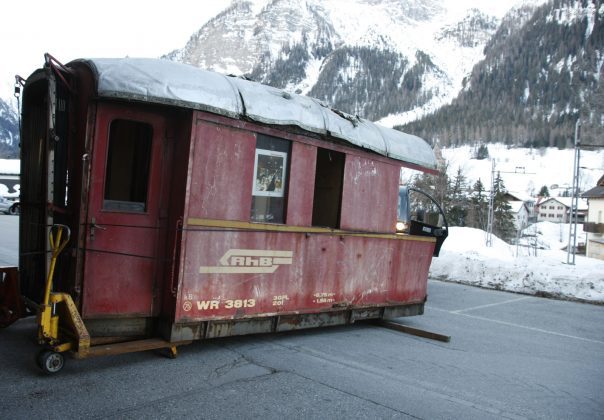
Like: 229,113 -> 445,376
375,320 -> 451,342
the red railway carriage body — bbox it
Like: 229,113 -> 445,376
16,57 -> 444,346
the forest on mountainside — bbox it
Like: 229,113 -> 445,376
309,47 -> 437,120
399,0 -> 604,149
250,37 -> 439,122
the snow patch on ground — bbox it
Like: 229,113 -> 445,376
430,226 -> 604,303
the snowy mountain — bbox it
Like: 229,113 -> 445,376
0,98 -> 19,159
164,0 -> 603,147
3,0 -> 602,158
164,0 -> 521,122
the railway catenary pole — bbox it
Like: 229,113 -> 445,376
486,160 -> 495,247
486,160 -> 535,249
566,119 -> 581,265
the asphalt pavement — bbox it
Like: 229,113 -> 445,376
1,214 -> 603,419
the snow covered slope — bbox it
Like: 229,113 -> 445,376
440,143 -> 604,197
165,0 -> 543,123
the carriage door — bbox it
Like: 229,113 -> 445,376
82,104 -> 168,318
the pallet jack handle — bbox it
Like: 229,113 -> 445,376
42,224 -> 70,307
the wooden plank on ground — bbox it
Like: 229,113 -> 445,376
376,320 -> 451,342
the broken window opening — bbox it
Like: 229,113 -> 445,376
103,119 -> 153,212
312,148 -> 345,228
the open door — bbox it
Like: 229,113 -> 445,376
82,104 -> 169,318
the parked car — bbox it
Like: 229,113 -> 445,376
0,197 -> 19,215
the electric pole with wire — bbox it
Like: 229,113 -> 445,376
566,119 -> 581,265
486,160 -> 495,247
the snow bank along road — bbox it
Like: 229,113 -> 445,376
1,281 -> 602,419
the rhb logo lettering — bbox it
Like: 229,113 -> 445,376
199,249 -> 293,274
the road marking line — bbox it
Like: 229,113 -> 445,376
450,296 -> 533,314
428,306 -> 604,345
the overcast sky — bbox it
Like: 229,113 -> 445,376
0,0 -> 232,101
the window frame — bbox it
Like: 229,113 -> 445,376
102,118 -> 154,213
250,134 -> 291,224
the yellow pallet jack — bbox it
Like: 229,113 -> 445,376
35,225 -> 187,374
35,224 -> 90,373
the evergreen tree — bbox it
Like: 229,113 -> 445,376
474,144 -> 490,160
538,185 -> 550,197
492,172 -> 516,242
447,167 -> 468,226
467,178 -> 488,230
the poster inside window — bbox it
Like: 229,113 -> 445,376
252,149 -> 287,197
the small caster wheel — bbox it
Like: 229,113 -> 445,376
157,346 -> 179,359
37,350 -> 65,374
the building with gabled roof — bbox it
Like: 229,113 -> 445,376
536,196 -> 588,224
582,174 -> 604,260
504,191 -> 536,223
509,200 -> 530,231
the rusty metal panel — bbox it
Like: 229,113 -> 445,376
188,121 -> 256,221
206,318 -> 275,338
81,104 -> 169,318
168,322 -> 206,341
175,227 -> 434,323
350,307 -> 383,322
276,311 -> 349,332
82,248 -> 156,316
383,304 -> 423,319
85,317 -> 153,337
172,116 -> 434,329
286,142 -> 316,226
340,155 -> 399,233
390,243 -> 431,299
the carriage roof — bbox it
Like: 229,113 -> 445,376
75,58 -> 436,171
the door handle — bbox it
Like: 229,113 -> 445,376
90,217 -> 106,241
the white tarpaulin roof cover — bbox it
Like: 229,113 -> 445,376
77,58 -> 436,170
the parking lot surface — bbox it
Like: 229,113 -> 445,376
1,275 -> 603,419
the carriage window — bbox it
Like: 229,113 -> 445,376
250,135 -> 290,223
312,148 -> 345,228
103,119 -> 153,212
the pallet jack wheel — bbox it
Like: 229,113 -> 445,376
36,350 -> 65,374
